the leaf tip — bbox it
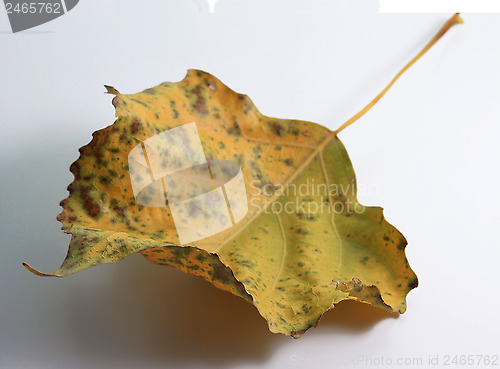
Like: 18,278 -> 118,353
409,275 -> 419,290
22,262 -> 60,277
290,329 -> 307,339
104,85 -> 120,95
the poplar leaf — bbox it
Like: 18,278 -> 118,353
24,69 -> 416,336
25,13 -> 463,336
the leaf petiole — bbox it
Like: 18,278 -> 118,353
334,13 -> 463,135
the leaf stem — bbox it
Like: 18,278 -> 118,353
334,13 -> 463,135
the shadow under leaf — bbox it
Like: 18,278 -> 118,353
65,254 -> 398,367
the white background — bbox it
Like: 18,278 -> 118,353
1,1 -> 499,368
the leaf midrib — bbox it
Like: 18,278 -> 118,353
213,130 -> 338,253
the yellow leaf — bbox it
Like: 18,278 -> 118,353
24,13 -> 463,337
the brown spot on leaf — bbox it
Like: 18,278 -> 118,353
227,121 -> 242,136
191,86 -> 208,114
131,98 -> 148,107
79,185 -> 100,218
272,122 -> 283,136
131,119 -> 142,134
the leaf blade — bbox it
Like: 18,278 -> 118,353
26,70 -> 416,337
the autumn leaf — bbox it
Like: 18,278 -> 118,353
24,14 -> 462,337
